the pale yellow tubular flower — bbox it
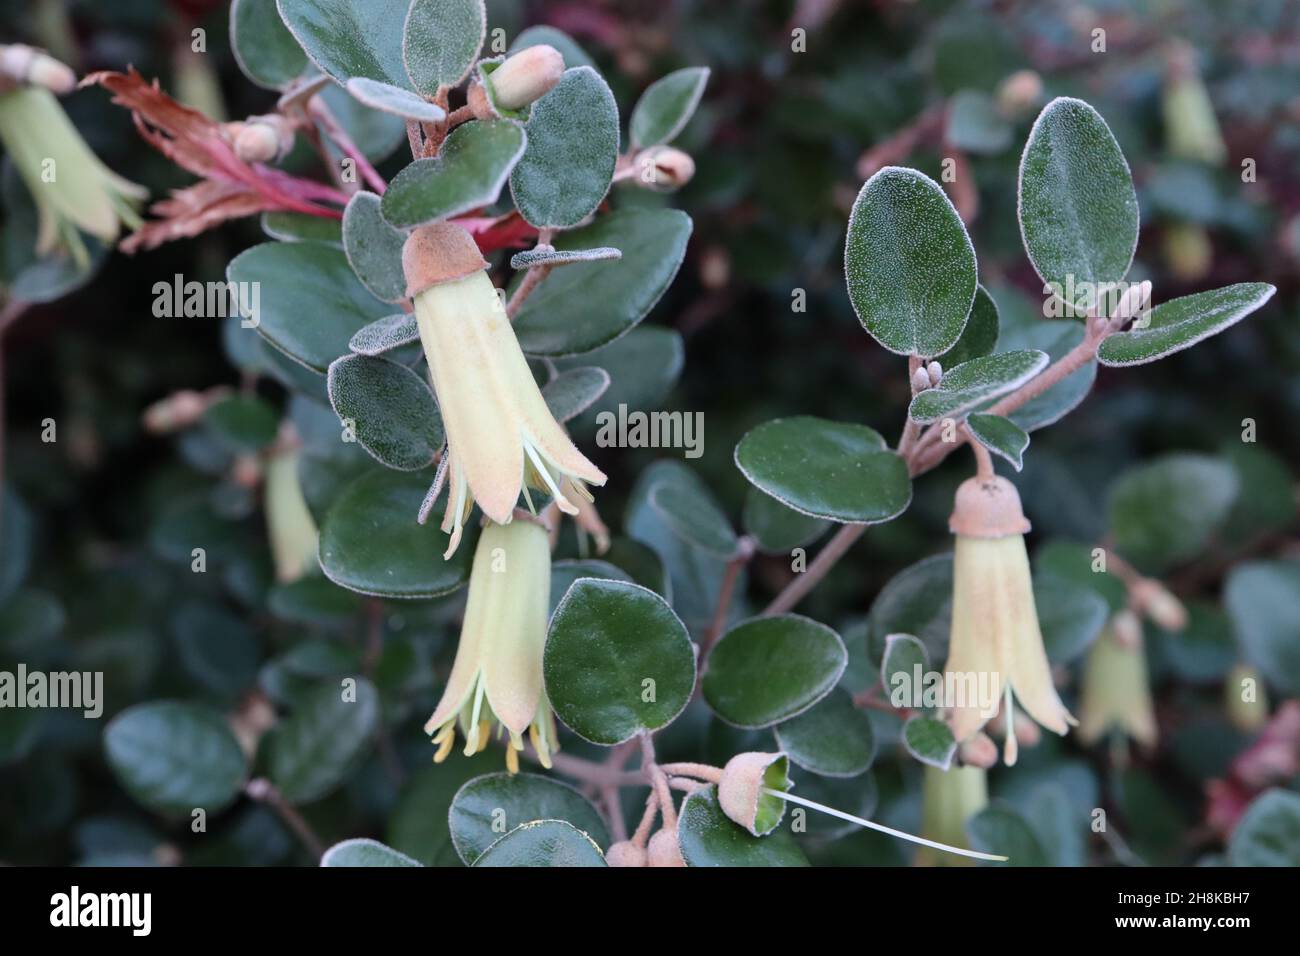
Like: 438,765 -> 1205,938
943,476 -> 1075,763
1077,613 -> 1158,749
264,440 -> 320,584
916,765 -> 988,867
0,85 -> 145,267
402,223 -> 606,559
423,517 -> 557,772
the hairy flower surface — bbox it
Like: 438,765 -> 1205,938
0,86 -> 145,266
943,476 -> 1075,761
404,223 -> 606,558
424,518 -> 557,773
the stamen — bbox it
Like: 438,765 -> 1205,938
523,440 -> 577,515
1003,684 -> 1018,767
505,745 -> 519,775
432,724 -> 456,763
529,722 -> 552,770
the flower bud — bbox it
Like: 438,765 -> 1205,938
488,45 -> 564,112
646,828 -> 686,867
635,146 -> 695,192
911,366 -> 932,392
264,441 -> 319,584
604,840 -> 647,867
142,389 -> 210,433
1132,578 -> 1188,632
925,360 -> 943,385
231,114 -> 294,164
1110,279 -> 1152,323
996,69 -> 1043,118
958,732 -> 997,768
718,751 -> 791,836
0,44 -> 76,94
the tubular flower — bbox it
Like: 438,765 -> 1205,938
916,765 -> 988,867
424,516 -> 558,773
1077,612 -> 1157,750
0,84 -> 145,267
943,476 -> 1075,763
264,438 -> 319,584
403,223 -> 606,558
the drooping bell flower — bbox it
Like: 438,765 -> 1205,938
264,432 -> 319,584
0,81 -> 145,267
916,765 -> 988,867
943,476 -> 1076,763
424,515 -> 558,773
1077,611 -> 1157,750
403,223 -> 606,558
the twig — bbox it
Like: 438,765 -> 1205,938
763,523 -> 866,616
700,537 -> 754,657
602,787 -> 628,843
245,778 -> 325,859
506,263 -> 551,319
309,96 -> 388,195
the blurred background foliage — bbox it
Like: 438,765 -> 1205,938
0,0 -> 1298,866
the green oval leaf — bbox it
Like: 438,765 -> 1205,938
734,416 -> 911,524
1107,454 -> 1239,573
473,819 -> 606,867
649,481 -> 737,557
321,837 -> 421,866
965,413 -> 1029,471
938,283 -> 999,367
104,702 -> 247,815
677,785 -> 809,867
318,469 -> 475,597
348,312 -> 419,356
552,325 -> 684,439
265,677 -> 379,803
544,578 -> 696,745
549,559 -> 632,617
510,246 -> 621,269
327,354 -> 442,470
512,208 -> 692,356
902,715 -> 956,770
510,66 -> 619,229
630,66 -> 710,148
381,119 -> 526,228
881,633 -> 929,707
344,77 -> 446,123
1097,283 -> 1276,367
204,394 -> 280,453
967,804 -> 1047,866
703,615 -> 846,728
1225,561 -> 1300,696
277,0 -> 410,87
541,366 -> 610,423
1036,574 -> 1109,665
228,240 -> 392,373
945,89 -> 1012,154
232,0 -> 309,90
909,349 -> 1048,424
1228,789 -> 1300,867
450,772 -> 609,865
845,166 -> 977,357
342,190 -> 414,301
774,687 -> 875,777
402,0 -> 485,94
742,486 -> 830,554
1018,97 -> 1139,313
261,210 -> 344,245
